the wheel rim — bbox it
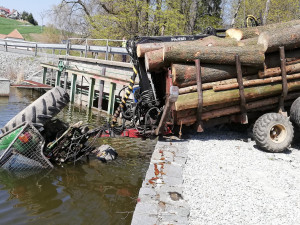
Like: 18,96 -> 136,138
269,124 -> 287,143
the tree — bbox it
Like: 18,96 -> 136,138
57,0 -> 223,39
27,13 -> 38,26
231,0 -> 300,27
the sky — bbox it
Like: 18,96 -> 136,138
0,0 -> 62,25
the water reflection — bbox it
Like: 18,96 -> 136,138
0,88 -> 156,225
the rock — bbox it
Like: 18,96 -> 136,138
92,144 -> 118,163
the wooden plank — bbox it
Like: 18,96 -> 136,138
108,82 -> 116,115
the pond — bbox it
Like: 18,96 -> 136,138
0,88 -> 156,225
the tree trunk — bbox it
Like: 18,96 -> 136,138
257,25 -> 300,53
137,35 -> 238,58
259,63 -> 300,78
214,73 -> 300,91
175,80 -> 300,111
172,63 -> 258,88
262,0 -> 271,25
144,48 -> 167,72
226,20 -> 300,40
176,92 -> 300,125
163,45 -> 265,67
178,75 -> 258,94
238,37 -> 258,46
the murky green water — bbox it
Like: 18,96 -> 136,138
0,88 -> 156,225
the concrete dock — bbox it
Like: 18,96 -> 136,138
131,138 -> 190,224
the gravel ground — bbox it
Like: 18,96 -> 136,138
183,127 -> 300,225
0,50 -> 56,81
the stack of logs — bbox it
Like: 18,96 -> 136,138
137,20 -> 300,126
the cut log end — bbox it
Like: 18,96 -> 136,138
226,28 -> 243,41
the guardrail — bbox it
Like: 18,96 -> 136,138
0,38 -> 128,60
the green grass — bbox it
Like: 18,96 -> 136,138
0,17 -> 42,35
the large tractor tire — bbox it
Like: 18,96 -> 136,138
290,97 -> 300,128
253,113 -> 293,153
1,87 -> 69,134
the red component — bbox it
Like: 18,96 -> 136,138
100,127 -> 172,138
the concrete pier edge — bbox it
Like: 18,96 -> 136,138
131,137 -> 190,225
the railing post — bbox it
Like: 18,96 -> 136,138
98,80 -> 105,110
88,78 -> 95,108
108,82 -> 116,115
42,67 -> 47,84
50,69 -> 54,86
4,41 -> 7,52
105,40 -> 109,60
35,43 -> 37,56
64,72 -> 68,91
70,73 -> 77,103
55,70 -> 61,87
84,39 -> 88,58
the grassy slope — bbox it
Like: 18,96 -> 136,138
0,17 -> 41,35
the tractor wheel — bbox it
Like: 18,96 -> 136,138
1,87 -> 69,134
253,113 -> 293,152
290,97 -> 300,128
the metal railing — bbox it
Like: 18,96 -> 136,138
0,38 -> 128,60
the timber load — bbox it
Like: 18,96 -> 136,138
137,20 -> 300,127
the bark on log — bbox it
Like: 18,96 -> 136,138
178,75 -> 258,94
214,73 -> 300,91
172,63 -> 258,88
265,48 -> 300,68
259,63 -> 300,78
176,92 -> 300,124
238,37 -> 258,46
137,35 -> 238,57
175,80 -> 300,111
163,45 -> 265,67
226,20 -> 300,40
257,25 -> 300,53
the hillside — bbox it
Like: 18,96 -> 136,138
0,17 -> 41,35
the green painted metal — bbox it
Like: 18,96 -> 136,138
88,78 -> 95,108
55,71 -> 61,87
108,82 -> 116,115
42,67 -> 47,84
70,73 -> 77,103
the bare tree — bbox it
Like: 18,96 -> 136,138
263,0 -> 271,25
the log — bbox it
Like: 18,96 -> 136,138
226,20 -> 300,40
265,48 -> 300,68
176,92 -> 300,125
226,28 -> 243,41
179,75 -> 258,94
238,37 -> 258,46
144,48 -> 167,72
163,45 -> 265,67
172,63 -> 258,88
214,73 -> 300,91
175,80 -> 300,111
137,35 -> 238,58
258,25 -> 300,53
259,63 -> 300,78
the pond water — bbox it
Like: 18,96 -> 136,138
0,88 -> 156,225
